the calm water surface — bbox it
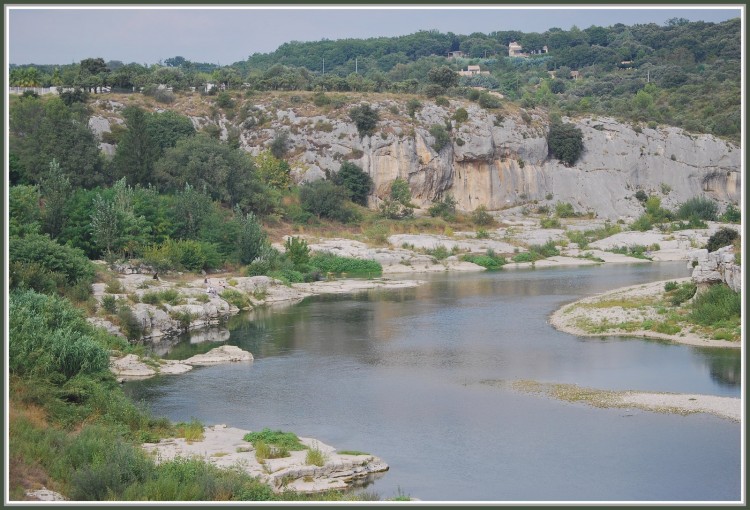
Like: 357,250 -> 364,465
125,262 -> 742,501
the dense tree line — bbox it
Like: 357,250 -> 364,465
10,17 -> 739,139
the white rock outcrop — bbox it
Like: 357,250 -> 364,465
142,425 -> 389,494
96,98 -> 740,221
110,346 -> 254,381
688,245 -> 741,292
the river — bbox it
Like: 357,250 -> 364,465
124,262 -> 742,502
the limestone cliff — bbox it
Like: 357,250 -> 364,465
90,95 -> 741,220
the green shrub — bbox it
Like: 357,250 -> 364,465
664,281 -> 678,292
68,427 -> 154,501
118,305 -> 144,341
529,240 -> 560,258
653,322 -> 681,335
429,124 -> 451,152
428,195 -> 457,221
471,205 -> 494,226
426,245 -> 451,260
215,91 -> 235,109
668,282 -> 697,306
706,227 -> 739,252
310,253 -> 382,277
547,122 -> 584,166
720,204 -> 741,223
284,236 -> 311,267
220,289 -> 251,309
10,233 -> 94,288
10,290 -> 113,380
243,428 -> 306,451
466,88 -> 481,101
305,445 -> 326,467
140,289 -> 184,306
462,250 -> 507,270
175,419 -> 204,442
9,260 -> 66,295
478,92 -> 502,109
312,92 -> 331,106
102,294 -> 119,314
453,107 -> 468,124
540,217 -> 561,229
630,214 -> 653,232
554,202 -> 575,218
142,239 -> 222,272
349,103 -> 379,137
635,190 -> 648,202
268,269 -> 305,285
300,180 -> 356,223
475,229 -> 490,239
379,178 -> 414,220
332,161 -> 373,206
434,96 -> 449,107
676,197 -> 718,222
512,252 -> 535,263
363,224 -> 390,244
689,284 -> 740,327
406,98 -> 422,118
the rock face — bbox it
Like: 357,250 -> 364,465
688,245 -> 741,292
253,102 -> 740,219
94,97 -> 740,221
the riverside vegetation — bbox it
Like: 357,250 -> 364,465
7,17 -> 741,502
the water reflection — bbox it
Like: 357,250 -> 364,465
127,263 -> 741,501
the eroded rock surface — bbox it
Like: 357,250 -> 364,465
142,425 -> 389,494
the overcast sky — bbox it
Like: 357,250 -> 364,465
6,5 -> 743,66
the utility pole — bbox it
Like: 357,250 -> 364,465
322,58 -> 325,75
647,69 -> 650,83
355,57 -> 358,74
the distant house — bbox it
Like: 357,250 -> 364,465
508,42 -> 548,58
508,41 -> 525,57
447,50 -> 465,59
570,70 -> 581,80
458,65 -> 490,77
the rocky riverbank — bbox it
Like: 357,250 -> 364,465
548,278 -> 740,348
142,424 -> 389,494
90,217 -> 739,345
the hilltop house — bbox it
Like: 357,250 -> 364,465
508,42 -> 548,58
458,65 -> 490,77
447,51 -> 465,59
508,41 -> 525,57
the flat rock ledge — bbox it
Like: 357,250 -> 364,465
142,425 -> 389,494
548,278 -> 739,349
24,488 -> 67,501
499,380 -> 741,422
110,345 -> 253,381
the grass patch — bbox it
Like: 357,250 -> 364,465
254,441 -> 290,463
540,217 -> 561,229
175,419 -> 204,442
220,288 -> 252,309
337,450 -> 370,456
243,428 -> 306,451
462,249 -> 507,270
689,284 -> 741,328
140,289 -> 184,306
305,444 -> 326,467
607,245 -> 652,260
309,252 -> 382,277
425,245 -> 451,261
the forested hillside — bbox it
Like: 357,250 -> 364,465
10,17 -> 741,140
